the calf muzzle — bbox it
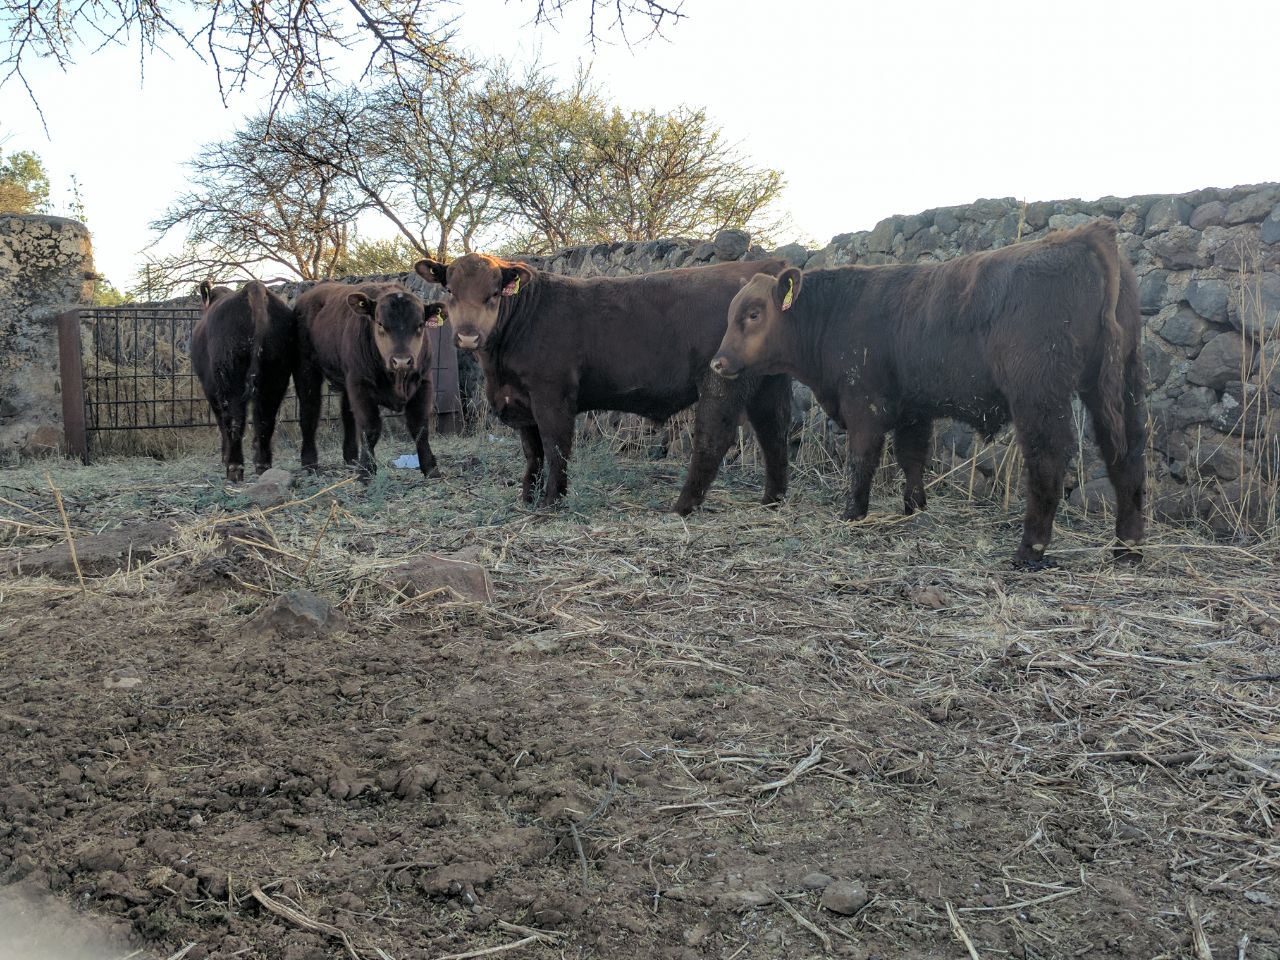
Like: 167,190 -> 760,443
709,355 -> 740,379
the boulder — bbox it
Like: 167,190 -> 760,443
1262,205 -> 1280,245
1147,226 -> 1207,268
1155,304 -> 1208,347
821,880 -> 869,915
1187,332 -> 1246,390
1185,278 -> 1230,324
244,467 -> 292,507
251,589 -> 347,636
1189,200 -> 1228,230
1144,197 -> 1192,234
712,229 -> 750,261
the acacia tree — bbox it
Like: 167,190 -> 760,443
145,113 -> 366,295
473,66 -> 785,253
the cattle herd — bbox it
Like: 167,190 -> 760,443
192,220 -> 1147,566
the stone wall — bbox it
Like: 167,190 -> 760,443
514,183 -> 1280,532
0,216 -> 94,461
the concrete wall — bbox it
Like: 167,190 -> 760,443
0,215 -> 94,460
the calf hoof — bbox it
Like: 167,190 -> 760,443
672,499 -> 697,517
1113,541 -> 1143,565
421,465 -> 442,479
841,509 -> 868,522
226,465 -> 244,483
760,491 -> 785,508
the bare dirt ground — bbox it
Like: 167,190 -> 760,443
1,432 -> 1278,960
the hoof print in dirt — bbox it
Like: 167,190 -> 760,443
384,554 -> 493,604
419,861 -> 496,898
250,590 -> 347,638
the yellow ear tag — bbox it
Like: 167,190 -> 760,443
781,278 -> 794,310
508,276 -> 521,296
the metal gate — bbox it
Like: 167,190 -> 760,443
58,304 -> 462,462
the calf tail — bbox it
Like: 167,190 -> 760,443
244,280 -> 270,403
1084,222 -> 1128,458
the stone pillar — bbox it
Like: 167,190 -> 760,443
0,215 -> 94,460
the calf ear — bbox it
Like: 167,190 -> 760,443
425,301 -> 447,328
347,292 -> 376,316
500,264 -> 533,297
198,280 -> 214,306
414,259 -> 448,286
775,268 -> 803,312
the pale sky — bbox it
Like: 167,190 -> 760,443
4,0 -> 1277,291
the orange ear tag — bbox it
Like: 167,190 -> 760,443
781,278 -> 794,310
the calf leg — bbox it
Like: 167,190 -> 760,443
347,388 -> 384,478
518,425 -> 545,503
1009,397 -> 1075,567
296,366 -> 324,472
1083,358 -> 1148,561
674,373 -> 749,515
252,371 -> 290,474
405,386 -> 439,478
220,395 -> 248,482
340,391 -> 359,465
745,374 -> 792,507
530,393 -> 575,504
843,423 -> 886,521
893,418 -> 933,514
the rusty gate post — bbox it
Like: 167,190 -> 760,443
58,309 -> 90,463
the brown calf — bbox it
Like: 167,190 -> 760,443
712,221 -> 1147,566
294,282 -> 445,478
191,280 -> 296,481
414,254 -> 793,511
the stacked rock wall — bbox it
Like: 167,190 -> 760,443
0,215 -> 95,460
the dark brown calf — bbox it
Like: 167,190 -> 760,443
414,254 -> 792,511
191,279 -> 296,481
293,282 -> 445,478
712,221 -> 1147,566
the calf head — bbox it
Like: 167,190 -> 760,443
711,268 -> 803,379
415,254 -> 533,351
347,288 -> 445,373
198,280 -> 232,310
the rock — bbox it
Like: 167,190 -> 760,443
1224,189 -> 1279,225
251,589 -> 347,636
771,243 -> 809,267
821,880 -> 868,915
384,554 -> 493,603
6,520 -> 176,578
1155,304 -> 1207,347
689,242 -> 715,263
1147,226 -> 1207,268
1263,205 -> 1280,245
933,208 -> 960,234
1185,278 -> 1230,324
103,676 -> 143,691
1195,435 -> 1244,481
867,216 -> 901,254
1188,333 -> 1246,390
1173,386 -> 1217,426
1144,197 -> 1192,235
712,229 -> 750,261
900,213 -> 930,240
1048,213 -> 1093,231
1141,340 -> 1174,387
244,467 -> 292,507
1189,200 -> 1228,230
1231,273 -> 1280,339
800,871 -> 834,891
1069,477 -> 1117,512
1138,270 -> 1169,314
1153,488 -> 1209,523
